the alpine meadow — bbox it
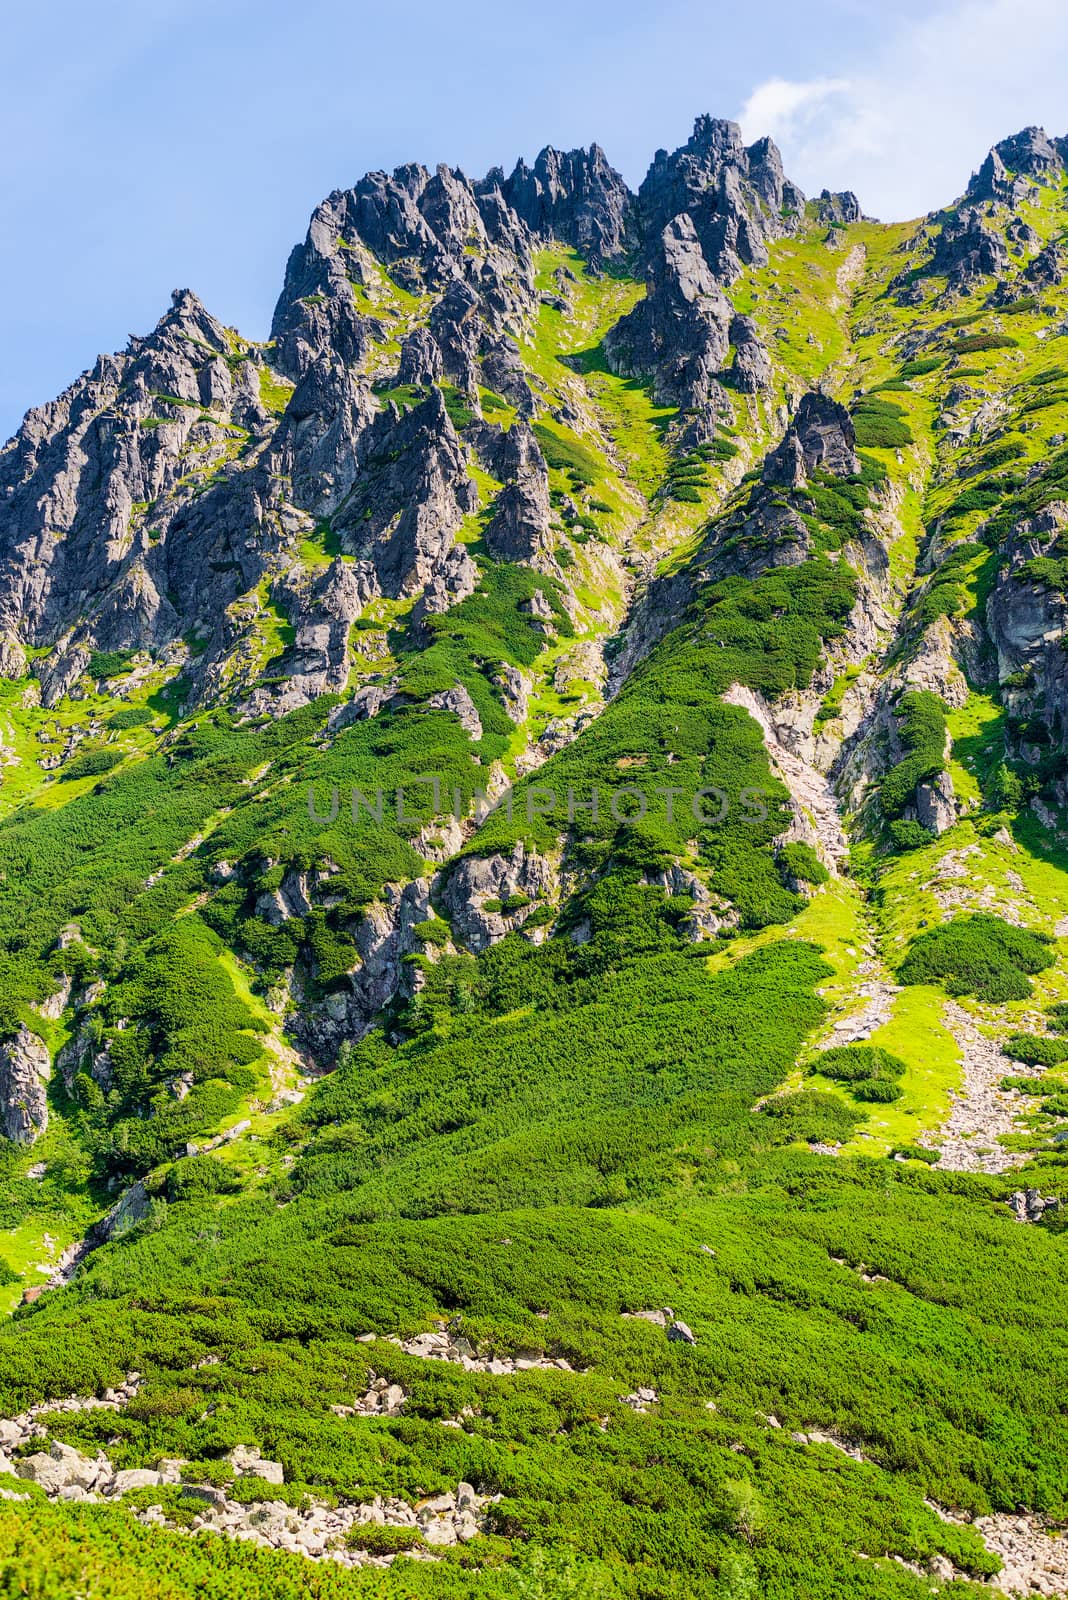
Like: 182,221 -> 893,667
3,105 -> 1068,1598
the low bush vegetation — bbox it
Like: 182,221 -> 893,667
899,914 -> 1055,1001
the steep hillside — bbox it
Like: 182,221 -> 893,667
1,117 -> 1068,1598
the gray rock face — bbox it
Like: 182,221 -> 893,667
299,879 -> 434,1054
99,1180 -> 152,1241
915,770 -> 957,835
605,214 -> 733,407
602,115 -> 809,405
492,662 -> 529,725
638,116 -> 803,284
1024,238 -> 1068,289
336,388 -> 477,597
0,636 -> 26,678
0,116 -> 803,726
929,206 -> 1010,285
816,190 -> 861,226
0,1025 -> 51,1145
728,315 -> 773,392
271,160 -> 537,385
439,843 -> 557,952
987,504 -> 1068,750
427,684 -> 483,741
764,393 -> 859,487
0,290 -> 278,693
243,560 -> 377,718
489,143 -> 636,264
968,127 -> 1065,204
483,422 -> 552,562
398,328 -> 444,388
271,362 -> 377,516
1,132 -> 645,721
479,339 -> 535,416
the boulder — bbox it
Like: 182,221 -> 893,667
109,1468 -> 163,1495
16,1442 -> 98,1494
915,770 -> 957,835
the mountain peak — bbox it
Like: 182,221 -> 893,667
967,123 -> 1067,202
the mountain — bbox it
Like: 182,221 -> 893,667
0,114 -> 1067,1597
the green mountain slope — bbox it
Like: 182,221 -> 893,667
0,118 -> 1067,1597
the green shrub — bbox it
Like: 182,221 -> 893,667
107,707 -> 156,730
87,650 -> 137,679
1027,365 -> 1068,387
345,1525 -> 423,1554
899,913 -> 1054,1001
851,395 -> 914,449
944,486 -> 1002,520
1019,556 -> 1068,593
950,333 -> 1019,354
900,356 -> 943,377
889,1144 -> 939,1164
439,383 -> 474,429
853,1079 -> 903,1103
778,842 -> 829,886
760,1088 -> 861,1144
888,819 -> 934,851
879,691 -> 948,820
61,749 -> 124,782
813,1045 -> 908,1083
165,1155 -> 242,1203
1002,1034 -> 1068,1068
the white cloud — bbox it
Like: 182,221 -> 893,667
737,0 -> 1068,220
739,78 -> 854,147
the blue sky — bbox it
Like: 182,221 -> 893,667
3,0 -> 1067,439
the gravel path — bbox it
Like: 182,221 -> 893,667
920,1002 -> 1033,1174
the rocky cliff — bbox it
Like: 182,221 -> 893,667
0,110 -> 1067,1157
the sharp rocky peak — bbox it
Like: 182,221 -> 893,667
637,114 -> 804,279
966,124 -> 1068,204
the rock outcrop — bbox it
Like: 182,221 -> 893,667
483,422 -> 553,562
439,843 -> 558,952
0,1025 -> 51,1145
490,143 -> 635,263
605,215 -> 733,407
763,392 -> 860,486
637,116 -> 804,282
928,207 -> 1010,285
967,126 -> 1066,205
